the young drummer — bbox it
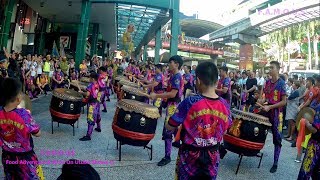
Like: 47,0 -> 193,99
0,78 -> 42,179
79,72 -> 100,141
98,67 -> 108,113
259,61 -> 287,173
143,64 -> 164,115
297,82 -> 320,179
150,55 -> 184,166
183,65 -> 194,98
166,61 -> 231,179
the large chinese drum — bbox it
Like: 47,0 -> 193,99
223,109 -> 271,156
49,88 -> 82,124
112,99 -> 160,146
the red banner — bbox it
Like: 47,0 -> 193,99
148,41 -> 224,55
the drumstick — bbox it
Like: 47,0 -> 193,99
256,102 -> 264,108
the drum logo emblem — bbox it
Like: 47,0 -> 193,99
140,117 -> 146,126
125,114 -> 131,122
59,101 -> 64,107
70,104 -> 74,110
254,127 -> 259,136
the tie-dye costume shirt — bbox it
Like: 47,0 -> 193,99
263,78 -> 286,107
154,73 -> 164,93
183,73 -> 194,90
98,72 -> 107,90
167,73 -> 183,102
0,108 -> 40,152
87,82 -> 99,103
217,77 -> 231,105
168,95 -> 231,147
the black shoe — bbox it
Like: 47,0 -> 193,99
172,141 -> 181,148
95,128 -> 101,132
291,141 -> 296,147
157,157 -> 171,166
270,165 -> 277,173
79,136 -> 91,141
102,109 -> 107,113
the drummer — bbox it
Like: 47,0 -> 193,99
183,65 -> 194,99
142,64 -> 164,115
150,55 -> 184,166
78,72 -> 100,141
165,61 -> 231,179
98,67 -> 108,113
0,78 -> 42,179
297,90 -> 320,179
258,61 -> 287,173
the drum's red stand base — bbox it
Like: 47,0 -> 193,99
223,134 -> 264,175
116,141 -> 153,161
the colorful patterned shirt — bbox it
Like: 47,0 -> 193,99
0,107 -> 40,152
98,72 -> 107,90
168,95 -> 231,147
53,71 -> 63,81
154,73 -> 164,92
167,73 -> 183,103
183,73 -> 194,90
86,82 -> 99,103
263,78 -> 286,106
217,77 -> 231,105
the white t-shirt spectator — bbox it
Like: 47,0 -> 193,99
30,66 -> 36,77
37,65 -> 42,75
257,77 -> 265,86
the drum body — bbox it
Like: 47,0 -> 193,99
50,88 -> 82,124
121,85 -> 148,102
223,109 -> 271,156
112,99 -> 160,146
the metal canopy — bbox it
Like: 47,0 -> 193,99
116,3 -> 169,52
251,6 -> 320,36
209,0 -> 320,42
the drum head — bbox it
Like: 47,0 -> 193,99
53,88 -> 83,101
231,108 -> 271,127
121,85 -> 148,97
18,94 -> 32,112
117,99 -> 160,119
115,76 -> 126,81
295,107 -> 315,135
119,80 -> 140,88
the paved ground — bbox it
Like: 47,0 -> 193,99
0,93 -> 302,180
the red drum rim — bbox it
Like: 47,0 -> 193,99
50,108 -> 81,120
112,123 -> 155,141
223,134 -> 264,150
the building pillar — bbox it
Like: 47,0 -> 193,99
143,46 -> 148,62
38,19 -> 47,55
0,0 -> 16,49
155,27 -> 162,64
75,0 -> 91,70
170,0 -> 179,57
101,40 -> 106,60
91,23 -> 99,57
239,44 -> 253,71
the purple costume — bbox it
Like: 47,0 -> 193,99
168,95 -> 231,179
98,73 -> 107,111
162,72 -> 184,159
298,97 -> 320,180
153,73 -> 165,115
86,82 -> 100,137
0,107 -> 41,179
261,78 -> 286,166
52,71 -> 64,88
183,73 -> 194,97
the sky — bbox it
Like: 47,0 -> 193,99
180,0 -> 243,25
